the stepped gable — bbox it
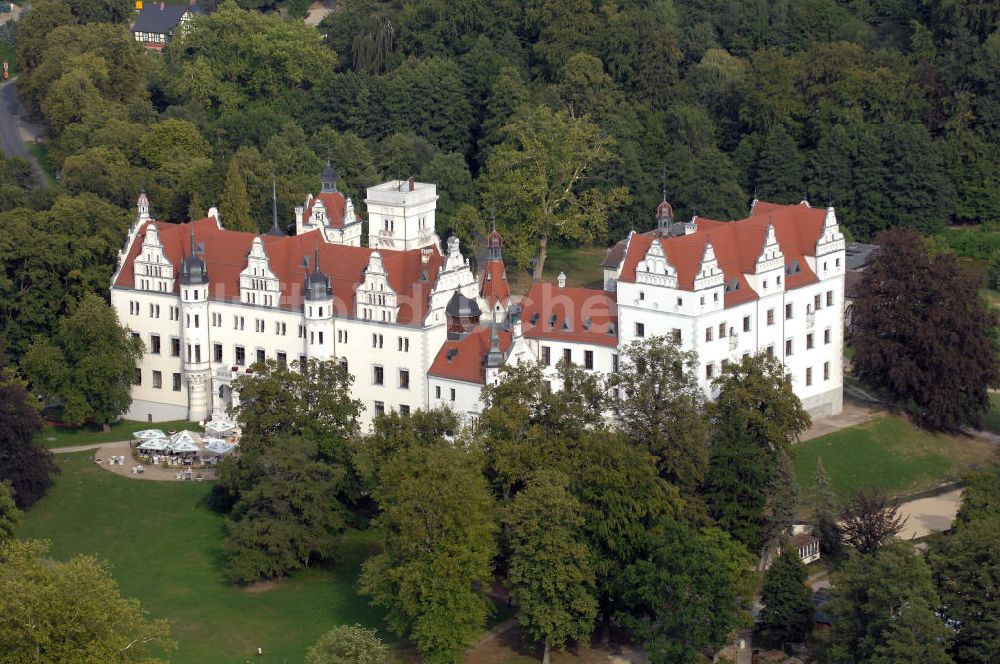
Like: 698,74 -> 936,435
519,282 -> 618,347
617,200 -> 826,305
428,324 -> 514,384
115,217 -> 443,324
303,192 -> 360,228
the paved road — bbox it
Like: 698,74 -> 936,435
0,78 -> 45,183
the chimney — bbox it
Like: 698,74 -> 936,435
557,272 -> 566,288
408,176 -> 415,192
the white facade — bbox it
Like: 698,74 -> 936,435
113,185 -> 845,428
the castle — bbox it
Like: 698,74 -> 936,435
111,165 -> 845,427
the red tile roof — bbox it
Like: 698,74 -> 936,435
115,218 -> 442,325
428,325 -> 513,384
519,283 -> 618,347
304,192 -> 361,229
480,258 -> 511,309
617,201 -> 826,306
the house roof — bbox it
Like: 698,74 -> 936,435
304,191 -> 361,229
115,217 -> 443,325
480,258 -> 510,309
519,283 -> 618,347
616,200 -> 826,307
428,324 -> 513,384
133,3 -> 188,34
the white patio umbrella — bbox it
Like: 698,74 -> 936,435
133,429 -> 167,440
204,419 -> 235,436
203,440 -> 236,456
166,439 -> 200,454
169,430 -> 204,447
137,438 -> 169,452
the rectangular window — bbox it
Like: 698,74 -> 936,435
826,290 -> 834,307
706,327 -> 713,342
134,368 -> 141,385
807,333 -> 814,350
584,350 -> 594,370
785,339 -> 793,356
767,309 -> 774,326
706,363 -> 714,380
824,328 -> 831,345
435,385 -> 441,399
563,348 -> 572,364
400,405 -> 410,416
635,322 -> 645,338
374,401 -> 385,417
786,303 -> 793,319
299,355 -> 307,372
398,337 -> 404,351
194,314 -> 199,328
233,315 -> 239,330
299,325 -> 305,338
672,328 -> 682,343
318,331 -> 324,345
194,345 -> 201,363
150,334 -> 161,354
767,344 -> 774,357
719,323 -> 727,338
399,369 -> 410,389
277,352 -> 287,367
172,373 -> 181,391
450,388 -> 456,401
814,294 -> 822,310
256,349 -> 265,364
131,332 -> 140,342
824,362 -> 830,380
612,354 -> 619,372
806,367 -> 813,386
152,371 -> 162,389
171,337 -> 180,357
214,343 -> 223,363
373,366 -> 384,385
743,316 -> 751,332
235,346 -> 245,366
542,346 -> 551,366
186,344 -> 192,363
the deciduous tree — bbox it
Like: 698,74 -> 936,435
609,337 -> 709,502
22,294 -> 143,430
480,105 -> 628,278
840,487 -> 907,554
360,444 -> 497,664
305,624 -> 389,664
0,481 -> 20,542
505,470 -> 597,664
0,371 -> 53,509
702,353 -> 810,554
219,158 -> 255,232
0,539 -> 174,662
615,521 -> 755,663
851,229 -> 1000,429
813,457 -> 842,556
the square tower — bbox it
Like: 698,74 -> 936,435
366,178 -> 438,251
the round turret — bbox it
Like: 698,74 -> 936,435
321,160 -> 338,193
446,291 -> 481,338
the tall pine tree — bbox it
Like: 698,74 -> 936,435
220,158 -> 256,232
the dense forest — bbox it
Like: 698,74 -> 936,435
2,0 -> 1000,357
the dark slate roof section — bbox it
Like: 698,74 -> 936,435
133,4 -> 188,34
602,239 -> 627,269
445,291 -> 481,318
845,242 -> 878,271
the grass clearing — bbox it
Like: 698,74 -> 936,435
507,244 -> 608,294
18,453 -> 385,663
37,419 -> 196,448
793,415 -> 997,507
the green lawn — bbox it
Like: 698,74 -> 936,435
793,415 -> 998,507
37,419 -> 196,449
18,453 -> 385,663
507,244 -> 608,294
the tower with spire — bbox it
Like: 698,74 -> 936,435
479,227 -> 511,317
179,226 -> 211,421
295,161 -> 363,246
303,243 -> 334,361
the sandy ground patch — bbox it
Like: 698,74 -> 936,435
800,401 -> 880,442
896,488 -> 963,540
305,0 -> 335,26
79,441 -> 217,482
242,579 -> 282,594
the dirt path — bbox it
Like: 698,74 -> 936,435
49,441 -> 128,454
800,400 -> 880,442
896,488 -> 964,540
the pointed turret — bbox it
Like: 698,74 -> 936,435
480,229 -> 511,314
136,190 -> 150,223
179,227 -> 208,285
266,176 -> 285,236
485,312 -> 504,369
320,160 -> 337,193
303,243 -> 331,301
